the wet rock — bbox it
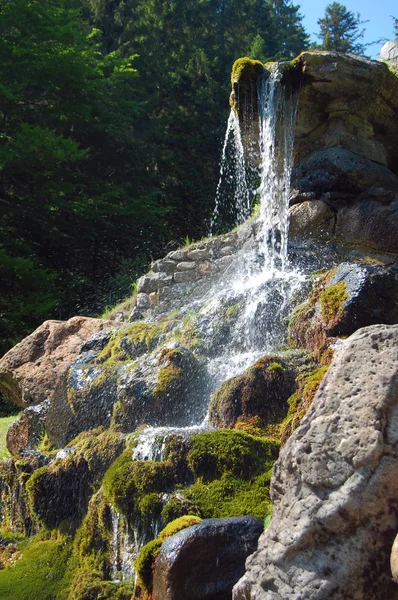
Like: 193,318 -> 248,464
27,455 -> 90,529
6,401 -> 49,456
153,516 -> 263,600
289,199 -> 336,240
46,345 -> 208,447
292,148 -> 398,195
209,356 -> 295,429
0,317 -> 117,408
288,263 -> 398,354
233,324 -> 398,600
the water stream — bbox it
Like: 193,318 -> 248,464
111,63 -> 302,580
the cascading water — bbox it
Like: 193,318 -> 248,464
210,109 -> 251,235
112,62 -> 303,580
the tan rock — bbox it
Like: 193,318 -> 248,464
391,534 -> 398,584
0,316 -> 116,408
234,324 -> 398,600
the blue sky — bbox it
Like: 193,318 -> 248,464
297,0 -> 397,59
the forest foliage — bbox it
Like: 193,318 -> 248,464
0,0 -> 311,353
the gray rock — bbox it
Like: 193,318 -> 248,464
153,516 -> 264,600
137,272 -> 173,293
167,250 -> 189,261
152,259 -> 177,274
173,270 -> 199,284
379,41 -> 398,67
176,261 -> 197,271
187,248 -> 210,260
219,245 -> 235,257
292,148 -> 398,195
233,324 -> 398,600
136,293 -> 151,309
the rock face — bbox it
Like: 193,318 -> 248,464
379,41 -> 398,68
233,324 -> 398,600
6,402 -> 48,456
46,343 -> 207,447
288,263 -> 398,356
153,516 -> 264,600
0,317 -> 117,408
209,356 -> 295,429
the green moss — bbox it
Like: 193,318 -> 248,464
154,364 -> 183,395
185,471 -> 273,520
102,451 -> 175,523
279,365 -> 329,444
319,281 -> 347,325
0,531 -> 73,600
134,538 -> 163,594
97,317 -> 179,367
225,303 -> 240,321
187,430 -> 278,482
158,515 -> 201,541
231,57 -> 264,86
0,414 -> 21,459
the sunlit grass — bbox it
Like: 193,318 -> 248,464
0,415 -> 20,459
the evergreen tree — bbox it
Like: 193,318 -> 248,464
393,16 -> 398,41
316,2 -> 366,55
0,0 -> 167,349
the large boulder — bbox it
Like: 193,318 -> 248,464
0,317 -> 117,408
153,516 -> 264,600
209,356 -> 295,429
288,263 -> 398,355
379,41 -> 398,68
233,324 -> 398,600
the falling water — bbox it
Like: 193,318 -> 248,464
257,65 -> 299,271
210,109 -> 252,234
109,62 -> 303,580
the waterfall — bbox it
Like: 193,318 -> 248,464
257,65 -> 299,271
109,61 -> 303,577
210,110 -> 252,235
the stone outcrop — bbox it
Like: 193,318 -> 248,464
379,41 -> 398,69
233,324 -> 398,600
46,343 -> 207,447
0,316 -> 117,408
290,52 -> 398,256
6,402 -> 48,456
209,356 -> 295,429
288,262 -> 398,356
153,516 -> 264,600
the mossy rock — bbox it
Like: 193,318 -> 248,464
26,455 -> 90,530
135,515 -> 202,595
209,356 -> 295,428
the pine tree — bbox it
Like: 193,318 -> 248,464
316,2 -> 366,55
